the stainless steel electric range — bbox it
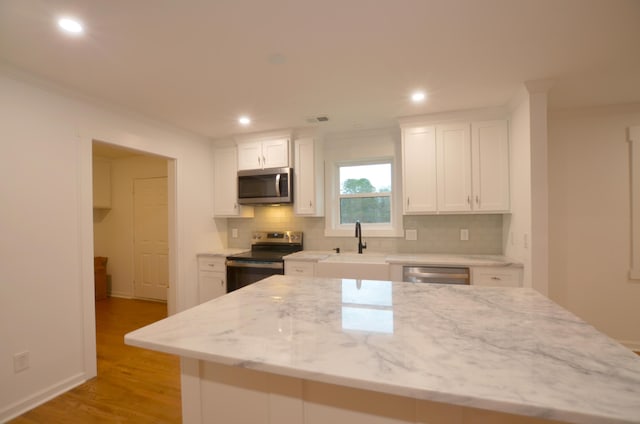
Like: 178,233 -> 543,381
226,231 -> 303,293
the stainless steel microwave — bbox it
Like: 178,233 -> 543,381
238,167 -> 293,205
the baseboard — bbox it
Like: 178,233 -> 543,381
0,372 -> 88,422
618,339 -> 640,353
109,291 -> 134,299
108,293 -> 166,303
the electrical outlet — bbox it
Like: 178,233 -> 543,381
460,229 -> 469,241
231,228 -> 238,238
14,351 -> 29,373
405,229 -> 418,241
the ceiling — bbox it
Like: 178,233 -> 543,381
1,0 -> 639,139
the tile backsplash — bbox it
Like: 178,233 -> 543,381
226,206 -> 503,254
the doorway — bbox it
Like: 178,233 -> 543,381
92,141 -> 172,304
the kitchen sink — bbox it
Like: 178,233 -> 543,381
315,253 -> 390,280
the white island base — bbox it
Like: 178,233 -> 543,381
181,358 -> 562,424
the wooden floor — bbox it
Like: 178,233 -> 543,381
11,298 -> 181,423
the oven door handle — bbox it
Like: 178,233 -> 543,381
226,260 -> 284,270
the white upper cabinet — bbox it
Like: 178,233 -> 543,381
213,146 -> 253,217
237,137 -> 289,170
294,137 -> 324,216
400,119 -> 510,214
401,126 -> 437,213
471,120 -> 510,212
437,123 -> 473,212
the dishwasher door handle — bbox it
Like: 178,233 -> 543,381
405,271 -> 469,280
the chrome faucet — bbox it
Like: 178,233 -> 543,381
355,221 -> 367,254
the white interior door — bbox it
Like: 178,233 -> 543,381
133,177 -> 169,301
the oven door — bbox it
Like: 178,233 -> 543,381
226,260 -> 284,293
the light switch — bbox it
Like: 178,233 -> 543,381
231,228 -> 238,238
460,229 -> 469,241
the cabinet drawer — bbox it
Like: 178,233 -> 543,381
285,261 -> 315,277
471,267 -> 522,287
198,256 -> 226,272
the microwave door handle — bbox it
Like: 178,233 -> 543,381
275,173 -> 281,197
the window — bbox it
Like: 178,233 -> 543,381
325,156 -> 403,238
338,162 -> 391,224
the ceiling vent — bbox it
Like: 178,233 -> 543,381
306,115 -> 329,124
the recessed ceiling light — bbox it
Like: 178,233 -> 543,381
238,116 -> 251,126
411,91 -> 426,103
58,17 -> 84,34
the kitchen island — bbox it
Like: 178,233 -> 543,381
125,276 -> 640,424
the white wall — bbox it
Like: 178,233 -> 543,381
504,90 -> 532,287
548,103 -> 640,349
93,154 -> 168,298
0,69 -> 222,421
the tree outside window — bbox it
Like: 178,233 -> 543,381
339,162 -> 392,224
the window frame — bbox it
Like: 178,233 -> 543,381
325,156 -> 403,238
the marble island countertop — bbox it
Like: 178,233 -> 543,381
125,276 -> 640,424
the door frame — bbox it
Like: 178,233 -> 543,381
80,137 -> 179,379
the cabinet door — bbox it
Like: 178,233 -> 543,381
402,126 -> 437,213
237,141 -> 263,170
471,120 -> 510,212
294,137 -> 323,216
198,271 -> 226,303
262,138 -> 289,169
214,147 -> 253,217
436,124 -> 472,212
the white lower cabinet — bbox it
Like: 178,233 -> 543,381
285,260 -> 315,277
198,256 -> 227,303
471,266 -> 522,287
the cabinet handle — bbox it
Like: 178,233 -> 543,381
309,201 -> 312,207
491,276 -> 501,281
234,203 -> 237,209
262,155 -> 266,166
208,264 -> 216,268
475,195 -> 479,205
220,279 -> 224,286
258,156 -> 261,166
467,195 -> 471,204
407,197 -> 410,206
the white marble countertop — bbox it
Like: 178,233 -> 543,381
385,253 -> 522,267
125,276 -> 640,424
282,250 -> 334,261
284,251 -> 522,267
197,248 -> 248,257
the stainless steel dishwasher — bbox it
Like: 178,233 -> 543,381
403,266 -> 470,285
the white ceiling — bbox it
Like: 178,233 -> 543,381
1,0 -> 639,139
